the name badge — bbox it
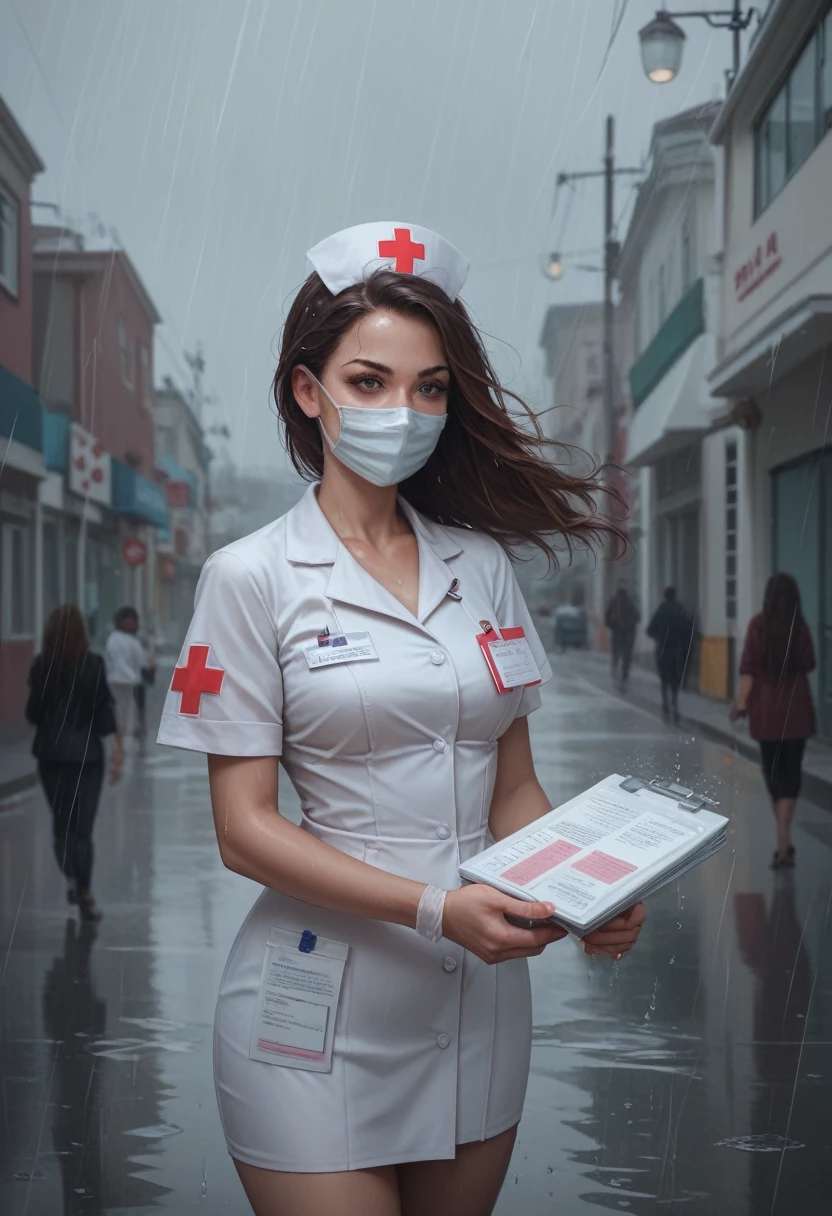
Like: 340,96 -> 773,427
303,631 -> 379,669
476,625 -> 542,694
249,927 -> 349,1073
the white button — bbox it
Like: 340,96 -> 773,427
436,1033 -> 450,1049
443,957 -> 457,973
436,824 -> 451,840
432,738 -> 446,752
430,651 -> 445,665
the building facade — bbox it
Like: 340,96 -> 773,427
709,0 -> 832,730
538,301 -> 634,636
619,102 -> 739,690
0,95 -> 44,724
153,383 -> 210,652
32,227 -> 167,648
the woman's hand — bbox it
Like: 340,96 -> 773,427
109,744 -> 124,784
729,701 -> 747,723
442,884 -> 567,965
581,902 -> 646,960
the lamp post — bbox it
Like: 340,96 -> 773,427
551,115 -> 642,607
638,2 -> 756,88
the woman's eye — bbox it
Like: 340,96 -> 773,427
420,381 -> 448,397
356,376 -> 382,391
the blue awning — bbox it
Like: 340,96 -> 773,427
111,460 -> 169,529
0,362 -> 44,452
157,451 -> 198,506
42,410 -> 70,471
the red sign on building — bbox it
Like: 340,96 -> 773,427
734,232 -> 781,302
122,537 -> 147,567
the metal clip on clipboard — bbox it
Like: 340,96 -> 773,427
619,776 -> 719,813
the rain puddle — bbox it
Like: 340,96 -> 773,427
123,1123 -> 184,1140
715,1134 -> 805,1153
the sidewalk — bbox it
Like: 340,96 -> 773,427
559,647 -> 832,812
0,719 -> 36,801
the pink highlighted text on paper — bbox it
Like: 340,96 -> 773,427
501,839 -> 581,885
572,850 -> 638,885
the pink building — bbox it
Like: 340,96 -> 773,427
0,95 -> 44,725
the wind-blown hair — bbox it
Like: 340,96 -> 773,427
272,269 -> 625,566
760,572 -> 806,677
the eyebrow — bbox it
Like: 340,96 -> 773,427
341,358 -> 450,377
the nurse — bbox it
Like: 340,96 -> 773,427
158,222 -> 645,1216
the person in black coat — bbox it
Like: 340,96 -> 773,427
26,604 -> 123,920
646,586 -> 694,725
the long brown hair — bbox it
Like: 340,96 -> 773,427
272,270 -> 625,565
41,603 -> 89,672
760,573 -> 806,676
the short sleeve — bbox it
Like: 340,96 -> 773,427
156,551 -> 284,756
492,544 -> 553,719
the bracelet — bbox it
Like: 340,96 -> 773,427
415,885 -> 447,943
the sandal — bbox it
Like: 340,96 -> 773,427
771,851 -> 795,870
78,894 -> 103,922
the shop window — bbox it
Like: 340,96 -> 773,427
754,9 -> 830,216
823,11 -> 832,131
788,36 -> 819,175
2,522 -> 32,639
118,317 -> 134,389
0,186 -> 19,298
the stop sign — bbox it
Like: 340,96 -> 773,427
122,537 -> 147,567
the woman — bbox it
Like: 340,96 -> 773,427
731,573 -> 815,869
26,604 -> 122,921
158,222 -> 645,1216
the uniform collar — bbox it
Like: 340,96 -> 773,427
285,484 -> 464,626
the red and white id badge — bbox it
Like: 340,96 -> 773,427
476,623 -> 542,695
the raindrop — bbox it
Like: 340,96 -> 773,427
123,1123 -> 184,1140
546,1166 -> 554,1175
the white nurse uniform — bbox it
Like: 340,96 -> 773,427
157,484 -> 553,1172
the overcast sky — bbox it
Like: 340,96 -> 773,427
1,0 -> 734,474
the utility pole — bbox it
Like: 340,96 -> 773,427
603,114 -> 617,610
556,119 -> 640,610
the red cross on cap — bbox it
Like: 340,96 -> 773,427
171,644 -> 225,715
377,228 -> 426,274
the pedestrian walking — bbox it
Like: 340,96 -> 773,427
132,624 -> 157,751
605,580 -> 640,690
104,606 -> 148,747
157,222 -> 645,1216
646,586 -> 694,724
730,573 -> 816,869
26,604 -> 122,921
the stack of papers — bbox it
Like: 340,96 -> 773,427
458,773 -> 728,935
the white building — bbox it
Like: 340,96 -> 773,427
538,302 -> 633,636
619,101 -> 740,693
708,0 -> 832,732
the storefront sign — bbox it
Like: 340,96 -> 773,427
123,537 -> 147,567
69,422 -> 111,505
734,231 -> 781,302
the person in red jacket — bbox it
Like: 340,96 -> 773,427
730,573 -> 816,869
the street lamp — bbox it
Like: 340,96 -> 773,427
638,12 -> 686,83
545,253 -> 565,280
638,4 -> 756,88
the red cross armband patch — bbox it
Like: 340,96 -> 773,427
170,645 -> 225,715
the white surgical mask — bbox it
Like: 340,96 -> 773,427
303,368 -> 447,487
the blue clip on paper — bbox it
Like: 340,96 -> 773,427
299,929 -> 317,953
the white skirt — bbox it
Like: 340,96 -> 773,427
213,885 -> 532,1173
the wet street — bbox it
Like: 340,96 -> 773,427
2,663 -> 831,1215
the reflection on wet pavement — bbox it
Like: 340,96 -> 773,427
1,668 -> 830,1213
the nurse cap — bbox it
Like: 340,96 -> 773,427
306,221 -> 469,302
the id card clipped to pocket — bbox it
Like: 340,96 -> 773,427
249,927 -> 349,1072
476,623 -> 542,695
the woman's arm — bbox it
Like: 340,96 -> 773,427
208,752 -> 565,964
488,716 -> 551,841
731,673 -> 753,720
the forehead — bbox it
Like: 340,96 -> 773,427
332,309 -> 445,365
